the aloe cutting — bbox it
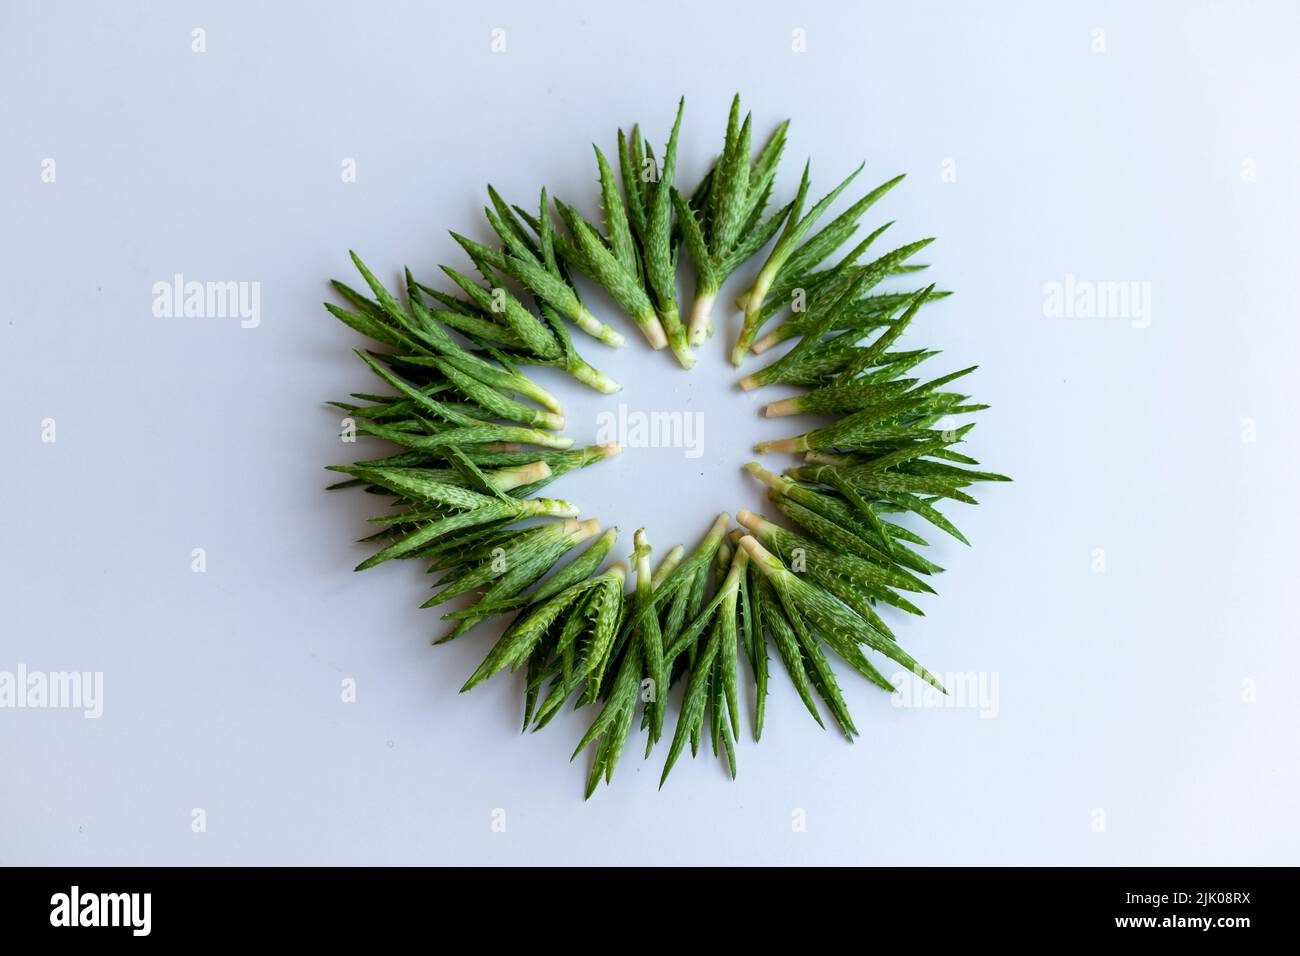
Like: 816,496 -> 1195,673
731,170 -> 906,364
475,186 -> 627,349
676,95 -> 791,346
615,101 -> 695,367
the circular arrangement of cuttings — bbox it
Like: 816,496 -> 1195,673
324,95 -> 1008,797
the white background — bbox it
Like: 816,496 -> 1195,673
2,1 -> 1298,865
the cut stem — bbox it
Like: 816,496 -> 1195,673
687,290 -> 717,346
651,544 -> 686,586
732,263 -> 777,365
507,428 -> 576,450
763,396 -> 799,417
568,357 -> 623,394
753,435 -> 808,454
489,461 -> 552,491
529,498 -> 581,519
659,305 -> 696,368
636,309 -> 669,350
750,329 -> 785,354
575,306 -> 627,348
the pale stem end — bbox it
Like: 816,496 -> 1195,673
490,460 -> 552,490
536,498 -> 581,518
637,311 -> 669,350
687,291 -> 717,346
737,534 -> 783,573
576,307 -> 627,348
569,360 -> 622,394
753,436 -> 805,454
651,544 -> 686,588
750,328 -> 785,354
529,430 -> 576,450
742,461 -> 792,495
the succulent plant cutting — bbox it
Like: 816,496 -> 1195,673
324,95 -> 1006,796
676,96 -> 791,348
